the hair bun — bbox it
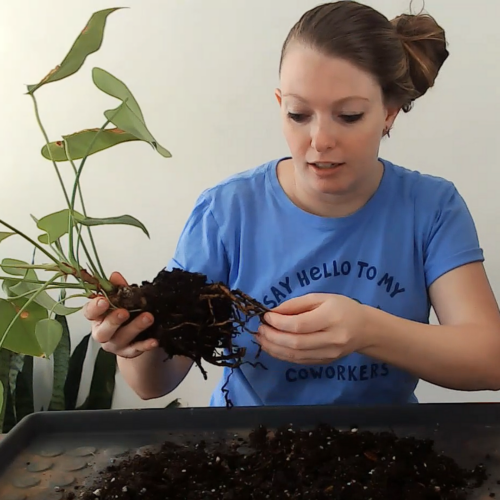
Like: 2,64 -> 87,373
391,13 -> 449,99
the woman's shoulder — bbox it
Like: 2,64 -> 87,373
383,158 -> 464,213
195,157 -> 282,208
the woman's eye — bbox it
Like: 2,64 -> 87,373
287,112 -> 308,123
340,113 -> 364,123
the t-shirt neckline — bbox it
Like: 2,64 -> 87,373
265,156 -> 393,230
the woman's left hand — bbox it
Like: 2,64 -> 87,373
257,293 -> 369,365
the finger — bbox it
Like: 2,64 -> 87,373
113,312 -> 155,347
109,271 -> 128,287
257,334 -> 330,363
258,324 -> 334,350
92,307 -> 132,344
263,307 -> 327,334
104,337 -> 158,359
270,293 -> 325,314
83,296 -> 110,321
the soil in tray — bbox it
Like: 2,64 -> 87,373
62,423 -> 490,500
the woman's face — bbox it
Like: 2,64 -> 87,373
276,43 -> 399,202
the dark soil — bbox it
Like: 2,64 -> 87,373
61,423 -> 489,500
106,267 -> 269,385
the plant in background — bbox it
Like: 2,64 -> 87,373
0,7 -> 268,414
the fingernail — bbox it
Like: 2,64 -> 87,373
117,312 -> 127,321
150,340 -> 158,348
143,315 -> 152,325
97,298 -> 107,309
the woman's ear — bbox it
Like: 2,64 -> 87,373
275,88 -> 282,106
384,105 -> 400,132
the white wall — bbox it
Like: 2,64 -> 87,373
0,0 -> 499,409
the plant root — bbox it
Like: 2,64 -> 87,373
105,268 -> 270,404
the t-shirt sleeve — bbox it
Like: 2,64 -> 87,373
424,183 -> 484,287
165,190 -> 229,285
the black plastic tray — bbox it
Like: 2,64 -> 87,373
1,402 -> 500,499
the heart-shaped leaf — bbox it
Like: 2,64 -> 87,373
1,258 -> 33,276
41,128 -> 140,162
92,68 -> 171,158
0,232 -> 15,244
27,8 -> 124,94
78,214 -> 150,238
1,259 -> 80,316
0,298 -> 48,356
35,319 -> 63,358
35,209 -> 84,244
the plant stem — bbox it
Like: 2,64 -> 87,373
29,92 -> 81,268
0,275 -> 94,289
30,94 -> 72,210
0,274 -> 62,351
65,145 -> 106,278
49,294 -> 88,315
1,263 -> 61,272
68,118 -> 110,262
5,287 -> 90,301
63,145 -> 101,293
0,219 -> 60,265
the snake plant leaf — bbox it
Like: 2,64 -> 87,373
8,354 -> 25,411
0,232 -> 15,244
77,347 -> 116,410
35,319 -> 63,358
41,128 -> 140,162
0,349 -> 8,433
78,214 -> 150,238
26,8 -> 124,94
92,68 -> 171,158
64,333 -> 90,410
13,355 -> 34,424
0,380 -> 3,431
1,259 -> 80,316
0,298 -> 47,356
35,209 -> 84,244
48,315 -> 70,411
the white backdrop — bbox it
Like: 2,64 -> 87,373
0,0 -> 499,409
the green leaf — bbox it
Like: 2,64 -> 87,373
0,380 -> 3,432
14,355 -> 34,423
0,349 -> 10,433
41,128 -> 140,162
0,232 -> 15,244
48,315 -> 70,411
78,214 -> 150,238
8,353 -> 25,422
2,259 -> 80,316
92,68 -> 171,158
64,333 -> 90,410
35,209 -> 84,244
0,298 -> 47,357
27,8 -> 124,94
77,347 -> 116,410
35,319 -> 63,358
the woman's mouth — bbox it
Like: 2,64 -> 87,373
308,162 -> 345,169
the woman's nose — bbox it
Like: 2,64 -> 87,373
310,121 -> 336,152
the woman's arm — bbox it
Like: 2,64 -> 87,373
359,261 -> 500,391
258,262 -> 500,392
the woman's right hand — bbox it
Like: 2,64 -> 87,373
84,272 -> 158,359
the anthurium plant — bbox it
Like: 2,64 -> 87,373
0,7 -> 171,406
0,7 -> 267,413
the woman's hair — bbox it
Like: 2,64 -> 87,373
279,1 -> 449,113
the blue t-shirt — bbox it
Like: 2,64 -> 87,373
167,157 -> 484,406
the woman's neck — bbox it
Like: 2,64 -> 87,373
277,158 -> 384,218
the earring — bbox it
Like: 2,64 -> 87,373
383,127 -> 391,138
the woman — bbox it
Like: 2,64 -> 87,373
85,1 -> 500,406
